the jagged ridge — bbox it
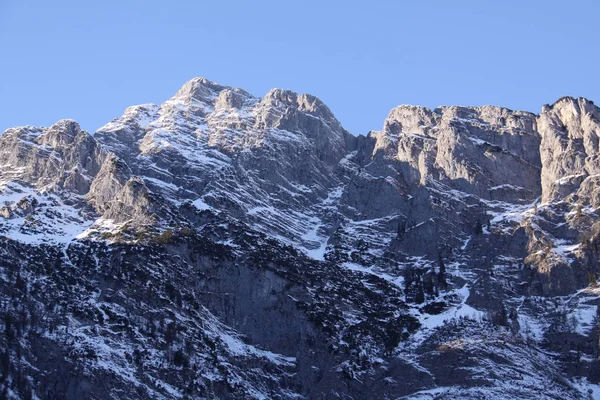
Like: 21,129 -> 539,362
0,79 -> 599,399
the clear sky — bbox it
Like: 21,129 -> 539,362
1,0 -> 598,136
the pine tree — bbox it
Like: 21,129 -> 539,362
0,351 -> 10,382
475,220 -> 483,235
4,313 -> 13,341
403,267 -> 414,293
437,254 -> 447,287
415,276 -> 425,304
397,220 -> 406,239
492,304 -> 508,326
165,322 -> 178,345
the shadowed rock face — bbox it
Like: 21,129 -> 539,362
1,79 -> 600,399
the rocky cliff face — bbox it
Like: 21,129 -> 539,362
0,119 -> 105,195
373,104 -> 541,201
0,79 -> 599,399
539,97 -> 600,204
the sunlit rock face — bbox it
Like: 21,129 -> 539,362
539,97 -> 600,204
373,104 -> 541,200
0,78 -> 599,399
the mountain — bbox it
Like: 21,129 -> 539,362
0,78 -> 599,399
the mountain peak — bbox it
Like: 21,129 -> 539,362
261,88 -> 334,121
543,96 -> 597,114
172,76 -> 229,103
47,118 -> 83,134
38,119 -> 88,147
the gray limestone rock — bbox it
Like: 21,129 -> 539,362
539,96 -> 600,204
0,119 -> 104,194
86,153 -> 132,213
1,77 -> 599,399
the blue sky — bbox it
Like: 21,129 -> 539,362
0,0 -> 598,135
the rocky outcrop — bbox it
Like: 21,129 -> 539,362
539,96 -> 600,205
86,153 -> 132,213
373,105 -> 541,201
0,120 -> 105,194
102,176 -> 166,226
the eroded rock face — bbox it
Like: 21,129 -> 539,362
86,153 -> 132,213
101,177 -> 157,225
373,104 -> 541,201
539,97 -> 600,204
92,77 -> 354,254
1,78 -> 600,399
0,120 -> 105,194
